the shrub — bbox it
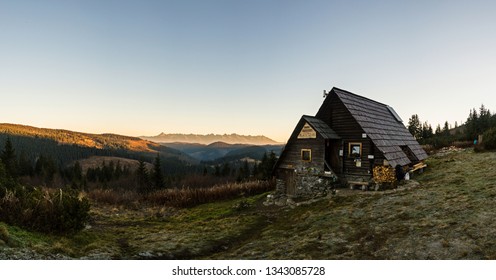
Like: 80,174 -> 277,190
0,186 -> 90,234
452,141 -> 473,149
87,189 -> 139,205
146,180 -> 274,208
0,224 -> 9,244
421,144 -> 435,154
483,127 -> 496,150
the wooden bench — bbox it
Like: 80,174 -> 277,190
411,162 -> 427,173
348,180 -> 369,190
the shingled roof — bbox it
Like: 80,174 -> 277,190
302,115 -> 340,140
331,87 -> 428,166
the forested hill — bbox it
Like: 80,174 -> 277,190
0,123 -> 160,152
0,123 -> 197,173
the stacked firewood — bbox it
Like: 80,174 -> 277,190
373,165 -> 396,183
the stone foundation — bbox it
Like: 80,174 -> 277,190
275,174 -> 335,198
294,175 -> 334,198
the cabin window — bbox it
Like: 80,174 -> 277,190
348,142 -> 362,157
301,149 -> 312,162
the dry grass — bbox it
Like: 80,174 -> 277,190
146,180 -> 274,208
8,148 -> 496,260
77,156 -> 152,173
87,189 -> 140,206
211,148 -> 496,259
86,180 -> 274,209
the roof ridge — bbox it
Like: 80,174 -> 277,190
331,87 -> 388,107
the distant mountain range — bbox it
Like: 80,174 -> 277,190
141,133 -> 280,145
0,123 -> 283,174
163,141 -> 284,163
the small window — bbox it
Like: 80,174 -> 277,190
348,142 -> 362,157
301,149 -> 312,162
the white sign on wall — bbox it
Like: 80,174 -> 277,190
297,123 -> 317,139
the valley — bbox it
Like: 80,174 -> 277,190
2,148 -> 496,259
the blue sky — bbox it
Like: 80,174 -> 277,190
1,0 -> 496,142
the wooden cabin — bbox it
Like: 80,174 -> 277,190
274,87 -> 428,196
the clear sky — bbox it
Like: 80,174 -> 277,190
1,0 -> 495,142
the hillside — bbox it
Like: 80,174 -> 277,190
0,123 -> 197,173
0,123 -> 159,152
2,148 -> 496,259
141,133 -> 279,145
76,156 -> 154,173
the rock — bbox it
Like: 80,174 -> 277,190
138,251 -> 154,258
286,198 -> 295,205
275,199 -> 286,207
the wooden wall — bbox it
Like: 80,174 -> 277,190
277,137 -> 325,172
317,94 -> 375,178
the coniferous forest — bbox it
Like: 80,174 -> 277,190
0,124 -> 278,236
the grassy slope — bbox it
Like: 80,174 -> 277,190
0,193 -> 270,259
2,148 -> 496,259
214,148 -> 496,259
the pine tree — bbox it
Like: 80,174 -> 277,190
34,154 -> 56,185
479,104 -> 492,133
1,138 -> 18,178
466,108 -> 479,139
259,151 -> 277,180
252,162 -> 258,177
73,161 -> 83,181
242,160 -> 250,179
435,124 -> 442,135
115,160 -> 123,179
407,114 -> 422,139
152,154 -> 165,189
221,162 -> 231,177
421,121 -> 434,140
443,121 -> 450,136
18,151 -> 33,177
0,160 -> 7,184
136,159 -> 149,193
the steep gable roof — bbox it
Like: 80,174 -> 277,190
329,87 -> 428,166
273,115 -> 340,172
302,115 -> 340,140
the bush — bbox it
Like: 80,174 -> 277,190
483,127 -> 496,150
452,141 -> 473,149
0,185 -> 90,234
87,189 -> 138,205
0,224 -> 9,244
146,180 -> 274,208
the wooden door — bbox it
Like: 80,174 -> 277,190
282,169 -> 296,196
329,140 -> 341,174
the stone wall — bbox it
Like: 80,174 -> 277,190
275,175 -> 334,198
294,175 -> 334,198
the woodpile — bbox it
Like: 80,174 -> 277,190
411,162 -> 427,173
440,146 -> 463,152
373,165 -> 396,183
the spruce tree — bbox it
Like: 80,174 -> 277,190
443,121 -> 450,136
407,114 -> 422,139
136,160 -> 149,193
152,154 -> 165,189
1,138 -> 18,178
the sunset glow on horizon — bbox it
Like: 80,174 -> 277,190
1,0 -> 496,143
